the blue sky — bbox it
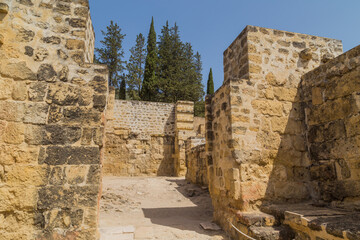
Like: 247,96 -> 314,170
89,0 -> 360,92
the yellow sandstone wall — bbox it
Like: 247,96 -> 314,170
302,45 -> 360,208
0,0 -> 108,239
206,25 -> 345,233
104,94 -> 176,176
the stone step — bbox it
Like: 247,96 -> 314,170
236,211 -> 276,227
248,225 -> 295,240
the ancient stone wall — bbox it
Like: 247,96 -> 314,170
301,45 -> 360,208
104,96 -> 176,176
0,0 -> 107,239
206,25 -> 347,235
185,137 -> 206,186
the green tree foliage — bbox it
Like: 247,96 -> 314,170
119,79 -> 126,100
141,17 -> 158,101
126,33 -> 146,100
207,68 -> 214,95
156,22 -> 204,105
95,21 -> 126,89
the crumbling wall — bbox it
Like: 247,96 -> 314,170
0,0 -> 107,239
185,137 -> 206,186
104,97 -> 175,176
302,45 -> 360,208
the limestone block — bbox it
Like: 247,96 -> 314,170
3,122 -> 25,144
6,165 -> 49,186
24,102 -> 48,124
273,87 -> 298,102
12,81 -> 27,101
0,62 -> 36,80
270,116 -> 288,133
251,99 -> 283,116
66,39 -> 85,50
0,78 -> 13,100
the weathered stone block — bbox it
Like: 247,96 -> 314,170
251,100 -> 283,116
3,122 -> 25,144
24,103 -> 49,124
37,64 -> 57,82
47,82 -> 79,105
44,146 -> 100,165
28,82 -> 48,102
68,18 -> 87,28
63,107 -> 101,125
0,78 -> 13,100
12,81 -> 27,101
6,165 -> 49,186
49,166 -> 65,185
65,166 -> 88,184
0,62 -> 36,80
42,36 -> 61,45
65,39 -> 85,50
93,94 -> 106,111
37,186 -> 99,210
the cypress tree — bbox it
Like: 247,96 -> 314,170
141,17 -> 158,101
207,68 -> 214,95
119,78 -> 126,100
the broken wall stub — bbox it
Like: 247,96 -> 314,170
174,101 -> 196,176
0,0 -> 108,239
185,137 -> 206,186
104,94 -> 176,176
302,45 -> 360,207
206,25 -> 344,232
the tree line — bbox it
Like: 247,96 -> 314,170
95,18 -> 214,117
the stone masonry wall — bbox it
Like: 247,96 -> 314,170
302,45 -> 360,208
104,97 -> 176,176
185,137 -> 206,186
206,25 -> 345,234
0,1 -> 108,239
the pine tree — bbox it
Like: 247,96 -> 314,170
127,33 -> 146,100
95,21 -> 126,89
119,79 -> 126,100
141,17 -> 158,101
207,68 -> 214,95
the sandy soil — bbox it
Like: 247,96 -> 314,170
99,176 -> 229,240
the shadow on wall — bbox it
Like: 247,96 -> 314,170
157,108 -> 176,176
263,57 -> 360,208
262,87 -> 311,206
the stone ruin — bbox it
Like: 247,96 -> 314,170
1,1 -> 360,240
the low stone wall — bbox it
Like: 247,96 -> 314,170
301,45 -> 360,208
185,137 -> 207,186
0,1 -> 107,239
104,97 -> 176,176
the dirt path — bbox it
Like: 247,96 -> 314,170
99,176 -> 229,240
